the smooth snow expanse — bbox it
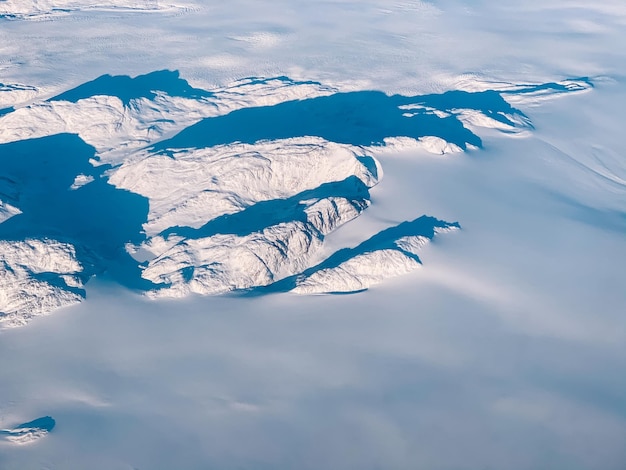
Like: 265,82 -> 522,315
1,1 -> 625,469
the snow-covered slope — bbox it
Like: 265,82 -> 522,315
112,137 -> 379,235
2,2 -> 625,469
0,416 -> 55,445
0,239 -> 85,327
0,82 -> 38,111
0,72 -> 337,164
142,176 -> 373,297
0,200 -> 20,224
0,70 -> 592,324
293,217 -> 460,294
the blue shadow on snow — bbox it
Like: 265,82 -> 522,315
49,70 -> 213,106
160,175 -> 371,240
0,134 -> 153,290
0,71 -> 593,296
252,215 -> 460,295
0,416 -> 55,437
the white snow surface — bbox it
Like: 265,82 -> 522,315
0,0 -> 195,19
0,200 -> 21,224
294,248 -> 422,294
112,137 -> 379,236
372,136 -> 463,156
0,82 -> 39,108
0,239 -> 84,328
69,173 -> 94,190
0,75 -> 337,164
0,70 -> 596,313
0,416 -> 56,445
1,1 -> 626,469
144,195 -> 370,297
0,426 -> 49,445
1,428 -> 49,445
294,225 -> 459,294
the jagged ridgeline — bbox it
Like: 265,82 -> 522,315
0,416 -> 56,444
0,70 -> 592,325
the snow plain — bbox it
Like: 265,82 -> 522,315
1,1 -> 625,469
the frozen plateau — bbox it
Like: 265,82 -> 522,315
0,1 -> 625,469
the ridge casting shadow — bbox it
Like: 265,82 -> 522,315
48,70 -> 213,106
254,215 -> 460,295
0,134 -> 153,290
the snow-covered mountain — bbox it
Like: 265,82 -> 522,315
0,239 -> 86,327
292,217 -> 460,294
0,70 -> 592,325
0,416 -> 55,445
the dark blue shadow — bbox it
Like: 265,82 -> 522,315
0,134 -> 153,290
15,416 -> 56,432
0,72 -> 592,297
148,75 -> 591,155
505,78 -> 593,95
49,70 -> 213,106
151,89 -> 484,152
255,216 -> 460,294
161,175 -> 370,240
237,76 -> 333,89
